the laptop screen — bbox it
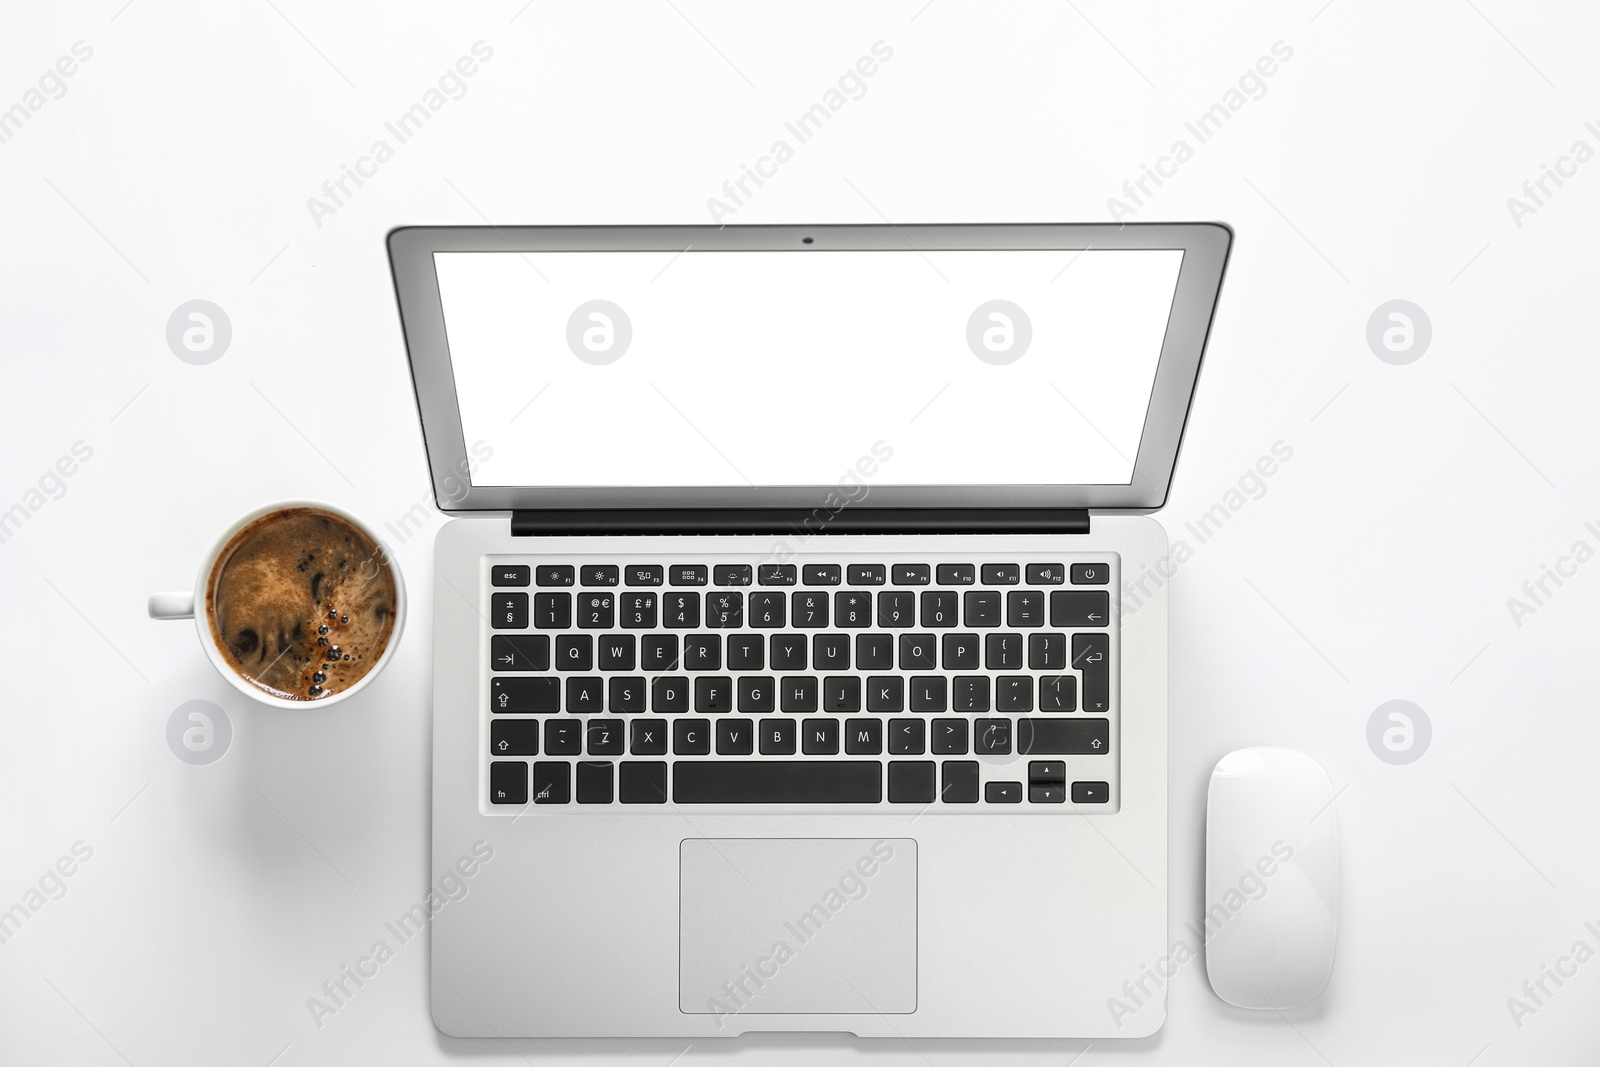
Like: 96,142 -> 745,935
434,248 -> 1184,489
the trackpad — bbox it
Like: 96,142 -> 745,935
680,838 -> 916,1017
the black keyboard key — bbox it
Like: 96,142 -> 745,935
585,719 -> 623,755
770,635 -> 806,670
892,563 -> 931,585
848,563 -> 886,586
663,592 -> 700,628
673,761 -> 882,803
556,634 -> 593,672
619,761 -> 668,803
856,633 -> 894,670
491,676 -> 559,713
706,592 -> 743,628
1027,563 -> 1065,585
619,592 -> 657,628
963,590 -> 1001,627
544,719 -> 582,755
671,564 -> 707,586
599,634 -> 636,671
533,592 -> 570,629
844,718 -> 883,754
942,760 -> 979,803
813,633 -> 850,670
581,564 -> 619,586
792,591 -> 829,627
715,718 -> 754,755
1007,590 -> 1045,628
1028,633 -> 1067,670
942,633 -> 980,670
1073,634 -> 1111,712
823,676 -> 861,713
1029,760 -> 1067,782
566,676 -> 603,714
866,676 -> 904,713
1072,781 -> 1110,804
609,676 -> 647,713
738,676 -> 776,713
489,761 -> 527,804
540,563 -> 579,588
888,718 -> 925,754
1050,590 -> 1110,627
1016,717 -> 1110,755
877,591 -> 916,628
802,563 -> 841,586
1030,782 -> 1066,804
921,590 -> 958,627
748,592 -> 786,628
975,718 -> 1012,754
491,565 -> 530,587
576,761 -> 614,803
653,676 -> 689,713
490,719 -> 539,756
1039,674 -> 1077,712
952,675 -> 990,713
1071,563 -> 1110,585
491,634 -> 548,671
888,760 -> 936,802
937,563 -> 975,585
491,592 -> 528,629
713,564 -> 753,586
726,634 -> 764,671
673,718 -> 709,753
899,633 -> 937,670
630,720 -> 667,755
835,591 -> 873,627
577,592 -> 614,629
695,676 -> 733,713
642,634 -> 679,671
985,633 -> 1023,670
781,676 -> 818,713
986,781 -> 1022,803
981,563 -> 1020,585
626,564 -> 663,586
801,717 -> 840,754
996,675 -> 1033,712
931,718 -> 968,754
758,563 -> 797,585
909,676 -> 947,713
537,565 -> 575,587
684,634 -> 721,671
758,717 -> 796,754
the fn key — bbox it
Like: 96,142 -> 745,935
489,761 -> 526,804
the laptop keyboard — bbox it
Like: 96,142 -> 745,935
482,554 -> 1118,811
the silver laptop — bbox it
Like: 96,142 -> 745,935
388,223 -> 1230,1039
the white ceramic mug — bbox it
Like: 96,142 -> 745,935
149,500 -> 406,708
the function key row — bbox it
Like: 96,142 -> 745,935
492,562 -> 1112,589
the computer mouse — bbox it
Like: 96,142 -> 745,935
1205,747 -> 1338,1010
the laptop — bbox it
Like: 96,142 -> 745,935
388,223 -> 1231,1039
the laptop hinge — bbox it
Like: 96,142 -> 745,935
510,508 -> 1091,536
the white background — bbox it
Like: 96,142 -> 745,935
2,2 -> 1598,1065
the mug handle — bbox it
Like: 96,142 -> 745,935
149,592 -> 195,620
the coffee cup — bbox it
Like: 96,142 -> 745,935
149,500 -> 406,708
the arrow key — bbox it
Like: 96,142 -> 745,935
490,718 -> 539,756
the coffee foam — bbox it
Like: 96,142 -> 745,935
206,508 -> 396,701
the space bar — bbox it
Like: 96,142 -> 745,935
673,761 -> 883,803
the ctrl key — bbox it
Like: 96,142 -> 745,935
489,761 -> 527,805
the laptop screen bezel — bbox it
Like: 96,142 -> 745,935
388,223 -> 1231,513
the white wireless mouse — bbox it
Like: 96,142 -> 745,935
1205,747 -> 1338,1010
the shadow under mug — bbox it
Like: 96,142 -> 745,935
149,499 -> 407,708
